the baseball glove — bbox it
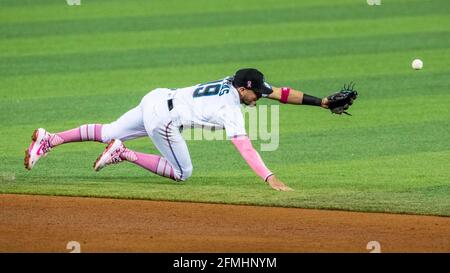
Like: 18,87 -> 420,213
327,82 -> 358,115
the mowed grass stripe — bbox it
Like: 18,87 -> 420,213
0,0 -> 357,23
285,150 -> 450,187
2,47 -> 449,101
2,31 -> 449,77
1,0 -> 448,39
281,71 -> 450,100
276,120 -> 450,164
2,14 -> 449,58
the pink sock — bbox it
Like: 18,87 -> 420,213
51,124 -> 103,147
120,149 -> 175,180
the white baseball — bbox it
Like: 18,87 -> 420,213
412,59 -> 423,70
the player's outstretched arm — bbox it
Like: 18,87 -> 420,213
267,86 -> 329,108
231,135 -> 293,192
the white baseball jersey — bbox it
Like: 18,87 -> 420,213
169,77 -> 247,138
101,76 -> 253,181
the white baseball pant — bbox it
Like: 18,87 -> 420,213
101,88 -> 193,181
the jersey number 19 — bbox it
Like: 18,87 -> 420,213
193,80 -> 230,98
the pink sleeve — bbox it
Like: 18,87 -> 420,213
231,135 -> 273,182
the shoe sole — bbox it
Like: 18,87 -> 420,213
93,140 -> 120,172
24,129 -> 39,170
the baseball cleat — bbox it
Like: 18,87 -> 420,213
24,128 -> 52,170
93,139 -> 125,172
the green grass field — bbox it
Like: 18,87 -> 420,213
1,0 -> 449,216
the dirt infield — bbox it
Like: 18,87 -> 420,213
1,194 -> 449,252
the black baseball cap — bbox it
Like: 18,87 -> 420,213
232,68 -> 273,95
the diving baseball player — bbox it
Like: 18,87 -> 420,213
24,68 -> 357,191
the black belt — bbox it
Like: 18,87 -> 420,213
167,99 -> 183,132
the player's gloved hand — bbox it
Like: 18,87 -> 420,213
266,175 -> 293,191
325,82 -> 358,115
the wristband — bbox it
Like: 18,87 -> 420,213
264,173 -> 274,182
302,94 -> 322,106
280,87 -> 290,104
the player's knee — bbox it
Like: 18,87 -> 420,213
182,165 -> 193,180
174,165 -> 193,182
